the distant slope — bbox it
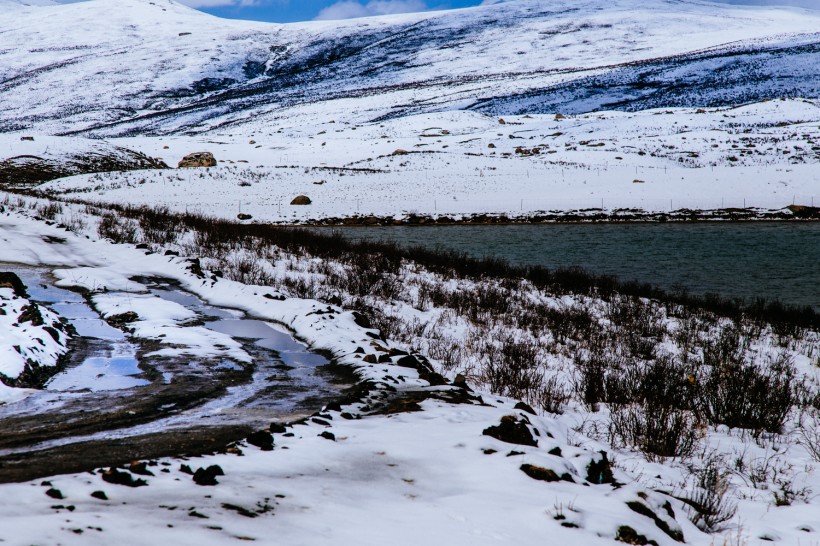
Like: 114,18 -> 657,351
1,0 -> 819,136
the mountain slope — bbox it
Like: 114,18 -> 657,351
1,0 -> 820,136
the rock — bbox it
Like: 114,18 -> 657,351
246,430 -> 274,451
514,401 -> 536,415
586,451 -> 615,484
520,464 -> 560,482
269,422 -> 288,434
101,468 -> 148,487
90,491 -> 108,501
178,152 -> 217,168
396,355 -> 420,369
482,415 -> 538,447
362,354 -> 377,364
20,136 -> 34,141
0,272 -> 27,297
290,195 -> 312,205
498,118 -> 506,125
237,213 -> 253,220
105,311 -> 138,327
193,465 -> 224,486
615,525 -> 659,546
319,431 -> 336,441
128,461 -> 154,476
555,113 -> 566,120
487,143 -> 496,148
46,488 -> 64,499
392,149 -> 409,156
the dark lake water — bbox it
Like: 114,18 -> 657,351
335,223 -> 820,310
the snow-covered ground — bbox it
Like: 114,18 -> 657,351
0,194 -> 817,546
26,99 -> 820,222
1,0 -> 819,543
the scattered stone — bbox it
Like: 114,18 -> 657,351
269,422 -> 288,434
105,311 -> 138,327
90,491 -> 108,501
548,446 -> 563,457
586,451 -> 615,484
290,195 -> 312,205
178,152 -> 217,168
520,464 -> 560,482
193,465 -> 224,486
45,488 -> 64,500
222,503 -> 258,518
0,272 -> 27,297
246,430 -> 274,451
615,525 -> 659,546
179,464 -> 194,475
482,415 -> 538,447
626,501 -> 684,542
514,401 -> 536,415
129,461 -> 154,476
101,468 -> 148,487
319,431 -> 336,441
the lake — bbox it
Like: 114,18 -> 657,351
335,223 -> 820,310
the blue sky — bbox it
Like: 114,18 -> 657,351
191,0 -> 484,23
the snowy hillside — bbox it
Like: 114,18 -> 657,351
1,0 -> 820,136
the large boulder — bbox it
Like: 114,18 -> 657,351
290,195 -> 312,205
178,152 -> 217,168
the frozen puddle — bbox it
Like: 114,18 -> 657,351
46,344 -> 147,392
14,267 -> 147,393
0,268 -> 350,481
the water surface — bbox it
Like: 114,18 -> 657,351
337,223 -> 820,310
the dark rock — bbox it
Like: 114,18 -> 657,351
246,430 -> 274,451
179,464 -> 194,475
351,311 -> 371,329
135,243 -> 149,249
237,213 -> 253,221
164,250 -> 179,256
129,461 -> 154,476
626,501 -> 684,542
46,488 -> 64,500
520,464 -> 560,482
548,446 -> 563,457
319,431 -> 336,441
290,195 -> 312,205
325,401 -> 342,412
105,311 -> 138,327
90,491 -> 108,501
362,354 -> 377,364
396,355 -> 420,368
0,272 -> 28,297
377,354 -> 391,363
18,303 -> 44,326
452,374 -> 471,390
482,415 -> 538,447
187,258 -> 204,278
615,525 -> 659,546
586,451 -> 615,484
178,152 -> 217,168
514,401 -> 536,415
269,422 -> 287,434
263,293 -> 286,301
193,465 -> 224,486
102,468 -> 148,487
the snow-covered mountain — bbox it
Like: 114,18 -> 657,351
1,0 -> 819,136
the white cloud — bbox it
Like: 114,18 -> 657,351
315,0 -> 428,20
